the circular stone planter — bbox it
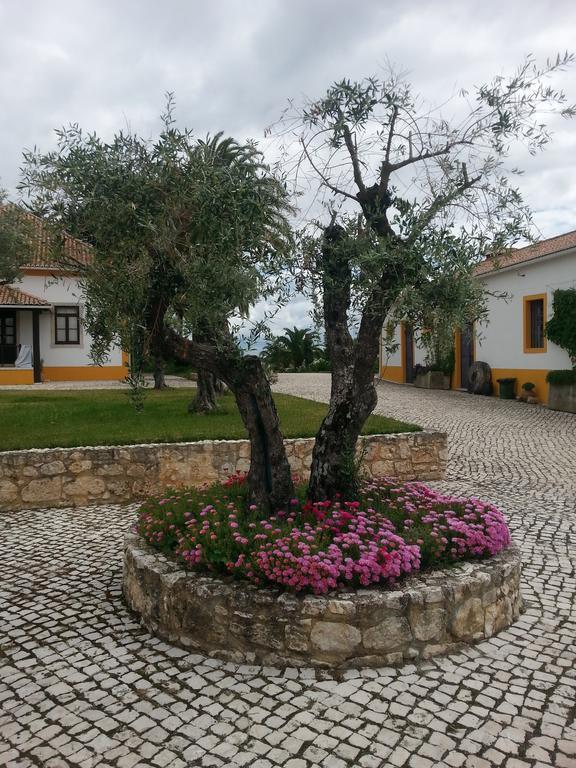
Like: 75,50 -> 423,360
123,531 -> 523,668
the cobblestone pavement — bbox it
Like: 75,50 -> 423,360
1,376 -> 575,767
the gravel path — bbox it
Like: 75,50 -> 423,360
0,375 -> 575,768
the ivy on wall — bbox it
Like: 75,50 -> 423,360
545,288 -> 576,366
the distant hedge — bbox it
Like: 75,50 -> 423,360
546,369 -> 576,386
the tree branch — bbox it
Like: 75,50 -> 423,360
411,173 -> 483,243
299,139 -> 359,202
342,125 -> 366,194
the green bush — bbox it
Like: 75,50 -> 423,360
546,288 -> 576,364
546,369 -> 576,386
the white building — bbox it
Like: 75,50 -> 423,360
380,230 -> 576,402
0,210 -> 126,385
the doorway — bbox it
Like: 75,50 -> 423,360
460,323 -> 475,389
404,325 -> 415,383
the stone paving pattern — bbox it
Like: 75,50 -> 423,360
1,374 -> 575,767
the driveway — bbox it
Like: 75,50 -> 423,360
0,375 -> 575,768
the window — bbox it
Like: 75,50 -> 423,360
523,294 -> 547,353
55,306 -> 80,345
0,311 -> 17,364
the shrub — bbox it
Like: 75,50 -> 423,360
546,369 -> 576,386
521,382 -> 535,391
545,288 -> 576,365
136,476 -> 511,595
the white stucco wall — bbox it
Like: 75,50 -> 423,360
380,323 -> 428,373
13,273 -> 122,368
380,323 -> 403,369
477,249 -> 575,371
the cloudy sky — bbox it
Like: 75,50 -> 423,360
1,0 -> 575,333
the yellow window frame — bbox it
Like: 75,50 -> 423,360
523,293 -> 547,353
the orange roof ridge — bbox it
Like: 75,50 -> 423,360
0,203 -> 93,269
475,229 -> 576,276
0,285 -> 51,307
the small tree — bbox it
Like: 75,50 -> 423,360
393,246 -> 488,374
546,288 -> 576,366
20,105 -> 296,511
281,55 -> 575,499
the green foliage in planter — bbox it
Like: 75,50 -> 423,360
546,369 -> 576,386
521,382 -> 536,391
545,288 -> 576,365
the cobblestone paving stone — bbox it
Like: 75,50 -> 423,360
1,374 -> 575,767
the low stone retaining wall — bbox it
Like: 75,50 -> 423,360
123,532 -> 523,668
0,431 -> 446,511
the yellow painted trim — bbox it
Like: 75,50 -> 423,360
0,368 -> 34,385
380,364 -> 404,384
452,325 -> 477,390
491,368 -> 549,402
42,364 -> 128,382
523,293 -> 547,353
453,329 -> 462,390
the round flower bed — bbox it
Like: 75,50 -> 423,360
123,476 -> 522,667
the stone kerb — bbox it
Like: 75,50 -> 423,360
123,532 -> 523,668
0,431 -> 446,512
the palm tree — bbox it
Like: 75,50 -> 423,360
263,327 -> 323,371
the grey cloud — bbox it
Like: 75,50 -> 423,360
1,0 -> 575,332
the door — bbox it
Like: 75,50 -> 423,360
404,325 -> 415,383
0,311 -> 17,365
460,323 -> 474,389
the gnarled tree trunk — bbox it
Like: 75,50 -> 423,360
231,356 -> 294,511
189,340 -> 294,512
307,223 -> 401,500
189,369 -> 217,413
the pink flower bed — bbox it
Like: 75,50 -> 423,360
137,477 -> 511,595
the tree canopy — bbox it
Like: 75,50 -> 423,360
19,99 -> 294,388
273,54 -> 576,498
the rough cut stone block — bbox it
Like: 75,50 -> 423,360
363,616 -> 413,651
310,622 -> 361,655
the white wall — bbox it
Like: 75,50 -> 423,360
380,323 -> 402,368
477,249 -> 575,371
380,324 -> 428,370
14,273 -> 122,367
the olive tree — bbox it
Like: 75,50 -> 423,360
19,105 -> 296,511
282,54 -> 575,499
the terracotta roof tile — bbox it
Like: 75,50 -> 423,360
0,285 -> 51,307
0,204 -> 93,269
474,230 -> 576,276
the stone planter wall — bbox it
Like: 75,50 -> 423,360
548,382 -> 576,413
414,371 -> 451,390
123,532 -> 523,668
0,431 -> 446,512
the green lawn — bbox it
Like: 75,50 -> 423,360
0,389 -> 420,451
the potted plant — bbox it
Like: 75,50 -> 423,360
518,381 -> 538,404
545,289 -> 576,413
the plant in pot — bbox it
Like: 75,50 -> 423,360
518,381 -> 537,403
545,288 -> 576,413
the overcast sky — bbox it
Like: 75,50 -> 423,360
1,0 -> 575,333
